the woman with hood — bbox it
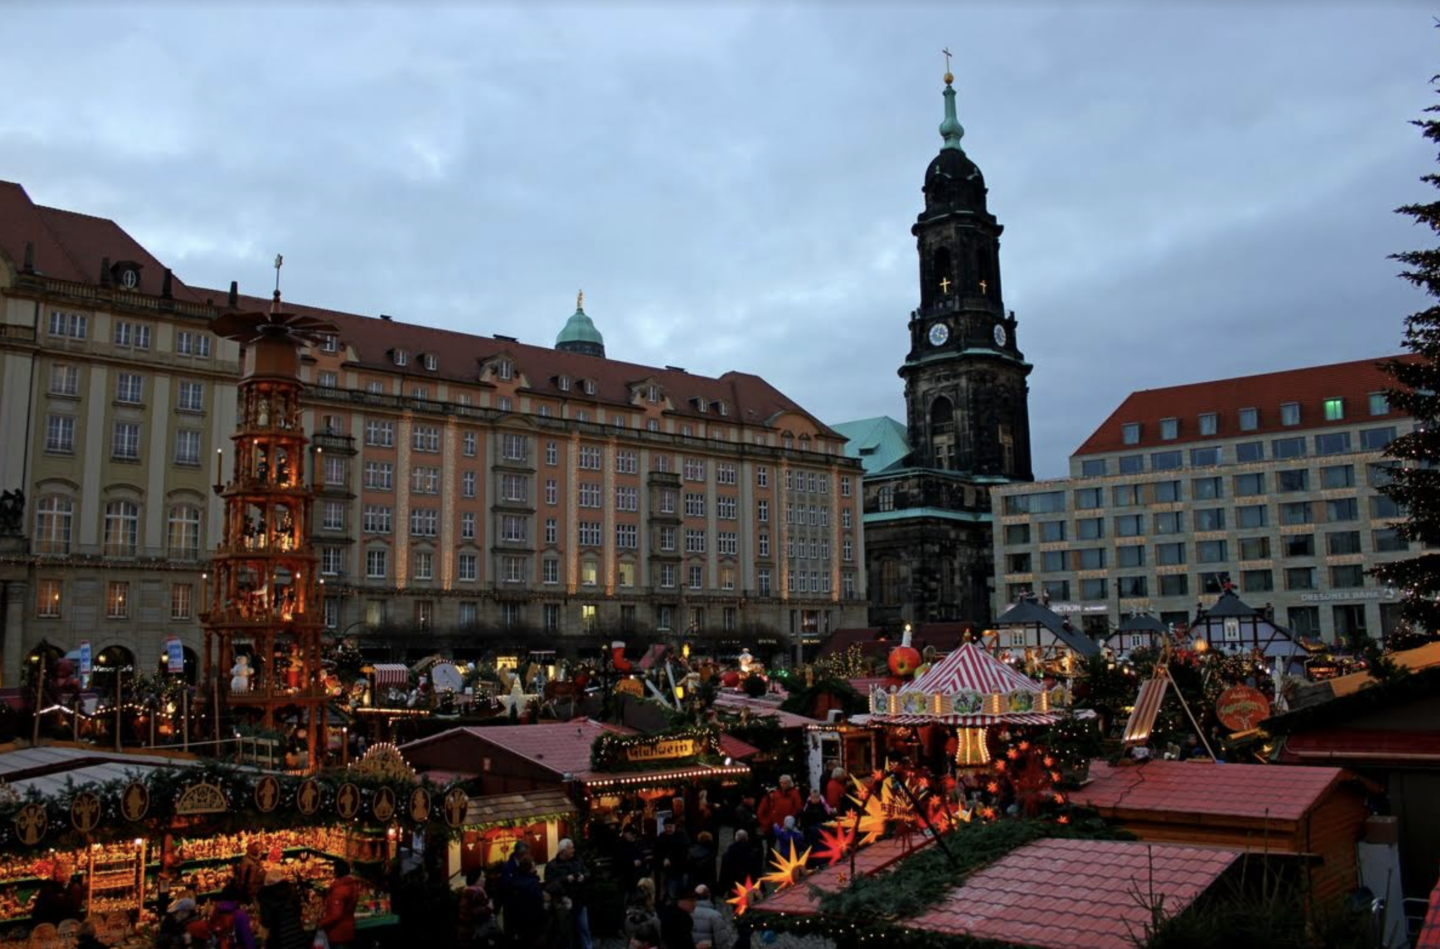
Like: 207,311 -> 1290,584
257,869 -> 308,949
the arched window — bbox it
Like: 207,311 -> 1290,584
932,247 -> 954,302
168,504 -> 202,559
34,495 -> 73,554
104,500 -> 139,556
931,397 -> 956,470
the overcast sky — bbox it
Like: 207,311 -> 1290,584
1,2 -> 1433,477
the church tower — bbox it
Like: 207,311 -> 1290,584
899,70 -> 1033,481
847,66 -> 1036,630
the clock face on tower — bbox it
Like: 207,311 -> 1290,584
992,323 -> 1007,347
928,323 -> 950,347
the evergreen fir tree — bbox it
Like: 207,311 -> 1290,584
1372,71 -> 1440,641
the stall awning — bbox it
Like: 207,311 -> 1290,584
871,712 -> 1073,727
577,762 -> 751,789
372,663 -> 409,686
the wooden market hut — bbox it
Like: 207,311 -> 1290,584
1104,612 -> 1168,655
985,595 -> 1099,673
1188,590 -> 1311,672
1070,759 -> 1368,907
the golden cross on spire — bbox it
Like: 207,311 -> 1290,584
942,47 -> 953,81
939,276 -> 952,294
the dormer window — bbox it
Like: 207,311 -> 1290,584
647,385 -> 660,403
1159,418 -> 1178,440
394,349 -> 409,367
558,376 -> 571,392
497,360 -> 513,381
1122,422 -> 1141,445
321,334 -> 339,353
717,402 -> 728,417
423,353 -> 437,372
583,379 -> 596,395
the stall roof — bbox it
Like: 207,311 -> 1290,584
0,745 -> 201,797
466,788 -> 575,827
712,692 -> 825,729
905,839 -> 1238,949
905,643 -> 1040,696
994,599 -> 1101,657
1071,760 -> 1347,824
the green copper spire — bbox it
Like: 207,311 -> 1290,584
939,71 -> 964,151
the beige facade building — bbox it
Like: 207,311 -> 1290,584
991,357 -> 1420,646
0,181 -> 866,684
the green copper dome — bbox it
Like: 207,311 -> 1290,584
556,291 -> 605,357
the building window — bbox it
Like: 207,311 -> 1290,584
366,549 -> 388,579
1190,447 -> 1221,467
1280,402 -> 1301,426
1271,436 -> 1306,460
115,373 -> 144,405
393,349 -> 409,367
33,495 -> 73,554
462,431 -> 478,457
1361,427 -> 1397,451
1374,527 -> 1408,552
1159,574 -> 1188,597
543,559 -> 560,585
48,311 -> 87,339
410,508 -> 439,537
318,370 -> 338,388
1323,397 -> 1345,421
365,420 -> 395,447
1284,534 -> 1315,557
1327,530 -> 1362,556
410,466 -> 440,494
1320,464 -> 1355,489
322,547 -> 343,576
617,524 -> 639,549
103,500 -> 139,556
1241,570 -> 1273,594
1159,418 -> 1179,440
1326,498 -> 1359,522
45,415 -> 76,454
412,425 -> 440,453
167,429 -> 199,467
1117,455 -> 1143,474
1240,536 -> 1271,560
545,518 -> 558,545
1236,504 -> 1267,529
107,581 -> 130,619
176,332 -> 211,357
1288,606 -> 1320,637
1369,392 -> 1390,416
170,583 -> 193,620
366,380 -> 385,395
1081,459 -> 1107,477
1314,432 -> 1351,456
37,579 -> 62,618
167,504 -> 201,558
49,364 -> 79,396
362,505 -> 393,534
114,321 -> 152,349
1197,539 -> 1227,563
1122,422 -> 1141,445
1238,407 -> 1258,431
1150,450 -> 1182,471
461,512 -> 476,540
1285,567 -> 1317,591
543,604 -> 559,633
320,501 -> 344,532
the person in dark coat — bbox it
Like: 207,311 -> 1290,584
505,856 -> 546,948
659,891 -> 698,949
652,820 -> 691,900
686,831 -> 716,892
257,870 -> 309,949
30,861 -> 83,926
718,830 -> 760,896
613,826 -> 647,897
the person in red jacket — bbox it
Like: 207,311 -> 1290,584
317,859 -> 361,949
756,775 -> 803,847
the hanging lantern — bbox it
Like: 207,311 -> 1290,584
955,728 -> 991,766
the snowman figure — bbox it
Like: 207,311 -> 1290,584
230,655 -> 253,694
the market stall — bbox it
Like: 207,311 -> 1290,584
0,743 -> 470,947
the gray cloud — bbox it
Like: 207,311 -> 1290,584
1,1 -> 1432,476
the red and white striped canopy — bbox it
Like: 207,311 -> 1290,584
906,643 -> 1040,696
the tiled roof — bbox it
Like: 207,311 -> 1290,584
718,734 -> 762,760
1074,355 -> 1415,456
833,416 -> 910,474
0,179 -> 847,443
754,837 -> 931,916
906,838 -> 1237,949
712,692 -> 823,729
465,788 -> 575,827
220,290 -> 842,436
1071,760 -> 1346,824
0,180 -> 206,302
402,721 -> 632,780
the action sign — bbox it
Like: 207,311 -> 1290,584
166,638 -> 185,674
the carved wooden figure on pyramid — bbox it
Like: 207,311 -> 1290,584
200,275 -> 338,769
